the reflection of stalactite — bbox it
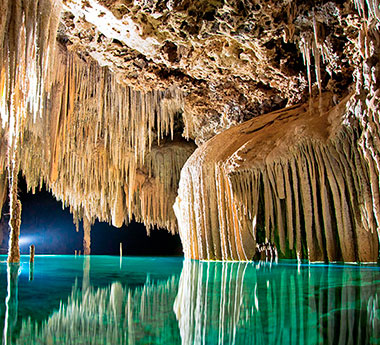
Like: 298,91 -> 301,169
15,275 -> 180,345
3,263 -> 19,345
174,260 -> 249,345
174,260 -> 380,345
175,94 -> 379,262
82,256 -> 90,292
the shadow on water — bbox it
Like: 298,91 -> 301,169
1,256 -> 380,345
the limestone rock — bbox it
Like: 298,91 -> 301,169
175,93 -> 379,262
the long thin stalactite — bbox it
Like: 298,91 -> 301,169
0,0 -> 62,262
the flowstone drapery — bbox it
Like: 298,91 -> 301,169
175,94 -> 379,262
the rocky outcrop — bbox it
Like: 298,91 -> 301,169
175,93 -> 379,262
174,1 -> 380,262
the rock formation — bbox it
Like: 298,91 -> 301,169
175,93 -> 379,261
0,0 -> 379,261
174,1 -> 380,261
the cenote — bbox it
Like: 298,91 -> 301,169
1,256 -> 380,345
2,1 -> 380,344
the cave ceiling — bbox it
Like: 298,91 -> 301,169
60,0 -> 360,144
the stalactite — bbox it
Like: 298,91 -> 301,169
290,158 -> 302,257
17,45 -> 193,234
346,0 -> 380,247
0,171 -> 7,219
314,146 -> 336,262
175,93 -> 379,262
0,0 -> 61,262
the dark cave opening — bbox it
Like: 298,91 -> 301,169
0,177 -> 183,256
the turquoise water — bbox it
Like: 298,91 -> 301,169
1,255 -> 380,344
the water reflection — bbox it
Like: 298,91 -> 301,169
13,257 -> 180,345
1,257 -> 380,345
3,264 -> 19,345
175,260 -> 380,345
28,263 -> 34,282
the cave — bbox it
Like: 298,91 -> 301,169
1,0 -> 380,344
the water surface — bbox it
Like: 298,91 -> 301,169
1,255 -> 379,344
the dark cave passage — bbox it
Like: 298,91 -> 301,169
0,177 -> 183,256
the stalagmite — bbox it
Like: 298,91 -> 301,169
7,164 -> 21,263
29,245 -> 35,263
83,216 -> 91,255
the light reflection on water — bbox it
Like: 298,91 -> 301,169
1,256 -> 380,345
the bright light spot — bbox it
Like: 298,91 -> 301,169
19,236 -> 36,247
